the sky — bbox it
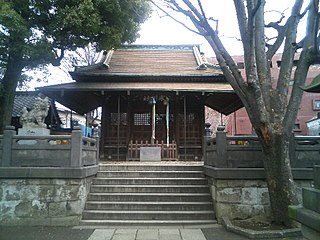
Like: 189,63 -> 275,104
134,0 -> 296,57
28,0 -> 304,90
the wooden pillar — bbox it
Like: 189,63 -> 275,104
174,94 -> 180,158
127,94 -> 133,147
200,95 -> 206,160
117,95 -> 120,161
100,106 -> 106,159
151,97 -> 156,145
183,95 -> 187,161
166,101 -> 170,146
101,96 -> 110,159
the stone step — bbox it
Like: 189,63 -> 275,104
82,210 -> 215,220
96,170 -> 204,178
79,219 -> 217,226
81,163 -> 215,226
99,164 -> 203,172
92,177 -> 207,185
89,184 -> 209,193
85,201 -> 214,211
87,192 -> 212,202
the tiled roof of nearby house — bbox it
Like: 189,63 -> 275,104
12,92 -> 40,117
12,91 -> 62,125
71,45 -> 223,81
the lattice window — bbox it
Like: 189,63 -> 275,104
134,113 -> 150,125
110,113 -> 127,126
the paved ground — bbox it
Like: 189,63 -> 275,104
0,225 -> 304,240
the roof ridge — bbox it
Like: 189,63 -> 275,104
121,44 -> 198,51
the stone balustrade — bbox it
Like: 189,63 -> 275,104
204,128 -> 320,168
0,126 -> 99,169
0,126 -> 99,226
203,127 -> 318,224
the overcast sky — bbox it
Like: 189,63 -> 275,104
28,0 -> 307,90
135,0 -> 303,56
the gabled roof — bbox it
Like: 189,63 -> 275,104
39,44 -> 244,115
71,44 -> 223,81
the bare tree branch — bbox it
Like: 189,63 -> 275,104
276,0 -> 304,108
233,0 -> 248,52
284,0 -> 319,131
150,0 -> 205,36
251,0 -> 262,18
265,9 -> 287,28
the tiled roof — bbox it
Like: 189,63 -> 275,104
73,45 -> 222,78
12,92 -> 63,125
12,92 -> 40,117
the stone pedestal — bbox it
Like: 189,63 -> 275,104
289,165 -> 320,240
140,147 -> 161,161
18,128 -> 50,144
18,128 -> 50,136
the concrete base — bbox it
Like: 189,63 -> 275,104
140,147 -> 161,161
222,217 -> 301,239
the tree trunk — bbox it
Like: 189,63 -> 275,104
261,131 -> 298,226
0,54 -> 24,134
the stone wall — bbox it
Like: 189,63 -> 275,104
208,178 -> 312,223
0,177 -> 93,226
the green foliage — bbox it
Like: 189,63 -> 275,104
0,0 -> 151,132
0,0 -> 151,72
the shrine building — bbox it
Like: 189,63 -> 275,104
39,44 -> 242,161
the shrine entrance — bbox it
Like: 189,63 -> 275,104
101,93 -> 204,161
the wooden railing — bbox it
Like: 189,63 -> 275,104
128,140 -> 178,160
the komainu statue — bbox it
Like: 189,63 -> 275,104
20,95 -> 50,128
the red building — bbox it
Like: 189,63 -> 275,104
208,53 -> 320,136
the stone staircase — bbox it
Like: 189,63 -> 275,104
80,162 -> 216,226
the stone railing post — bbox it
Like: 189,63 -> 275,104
92,124 -> 100,165
93,137 -> 100,165
71,126 -> 82,167
203,136 -> 209,164
289,165 -> 320,239
2,126 -> 15,167
216,125 -> 228,168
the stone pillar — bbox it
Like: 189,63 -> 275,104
2,126 -> 15,167
216,125 -> 227,167
71,126 -> 82,167
289,165 -> 320,240
92,125 -> 100,165
203,123 -> 212,165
